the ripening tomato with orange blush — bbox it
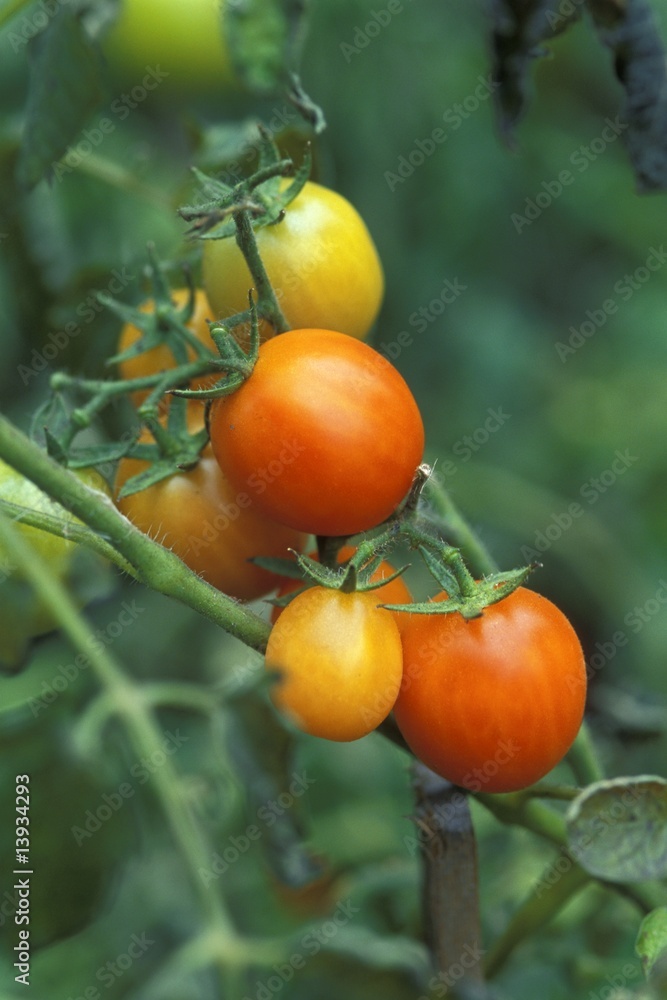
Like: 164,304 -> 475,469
393,588 -> 587,792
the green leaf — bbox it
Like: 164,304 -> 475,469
226,0 -> 310,95
636,908 -> 667,981
565,776 -> 667,882
65,440 -> 136,469
16,9 -> 107,190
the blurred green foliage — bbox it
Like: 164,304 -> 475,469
1,1 -> 666,997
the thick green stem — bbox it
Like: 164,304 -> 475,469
567,722 -> 605,785
0,415 -> 271,651
423,473 -> 499,577
233,210 -> 290,333
473,791 -> 567,846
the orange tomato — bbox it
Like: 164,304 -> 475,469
114,424 -> 307,601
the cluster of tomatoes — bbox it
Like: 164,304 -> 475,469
110,177 -> 587,794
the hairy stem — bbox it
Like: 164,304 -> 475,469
0,415 -> 271,651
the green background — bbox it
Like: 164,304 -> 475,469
0,1 -> 666,997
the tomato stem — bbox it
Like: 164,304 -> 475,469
0,415 -> 271,651
484,863 -> 591,979
233,209 -> 291,333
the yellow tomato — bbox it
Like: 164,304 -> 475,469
265,587 -> 403,741
203,181 -> 385,341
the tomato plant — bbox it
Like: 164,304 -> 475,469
104,0 -> 235,95
208,328 -> 424,537
394,587 -> 587,792
271,544 -> 412,624
202,180 -> 385,341
114,429 -> 307,601
117,287 -> 218,403
265,586 -> 403,741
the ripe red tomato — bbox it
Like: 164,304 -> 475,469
394,588 -> 587,792
270,544 -> 412,626
208,329 -> 424,537
265,586 -> 403,741
117,288 -> 218,404
203,180 -> 384,341
114,426 -> 306,602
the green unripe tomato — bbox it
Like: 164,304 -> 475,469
104,0 -> 235,96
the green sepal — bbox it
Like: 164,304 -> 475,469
43,427 -> 68,465
418,544 -> 462,596
250,555 -> 306,580
64,440 -> 137,469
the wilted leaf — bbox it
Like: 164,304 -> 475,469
488,0 -> 575,137
587,0 -> 667,191
565,776 -> 667,882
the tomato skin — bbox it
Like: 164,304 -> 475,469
265,587 -> 404,742
394,588 -> 587,792
0,460 -> 110,578
118,288 -> 217,404
208,329 -> 424,537
203,180 -> 384,341
114,432 -> 307,602
104,0 -> 235,95
271,545 -> 412,626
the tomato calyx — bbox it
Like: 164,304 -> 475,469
114,401 -> 209,500
169,293 -> 261,402
257,532 -> 411,612
180,128 -> 311,240
383,523 -> 537,620
181,131 -> 314,337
